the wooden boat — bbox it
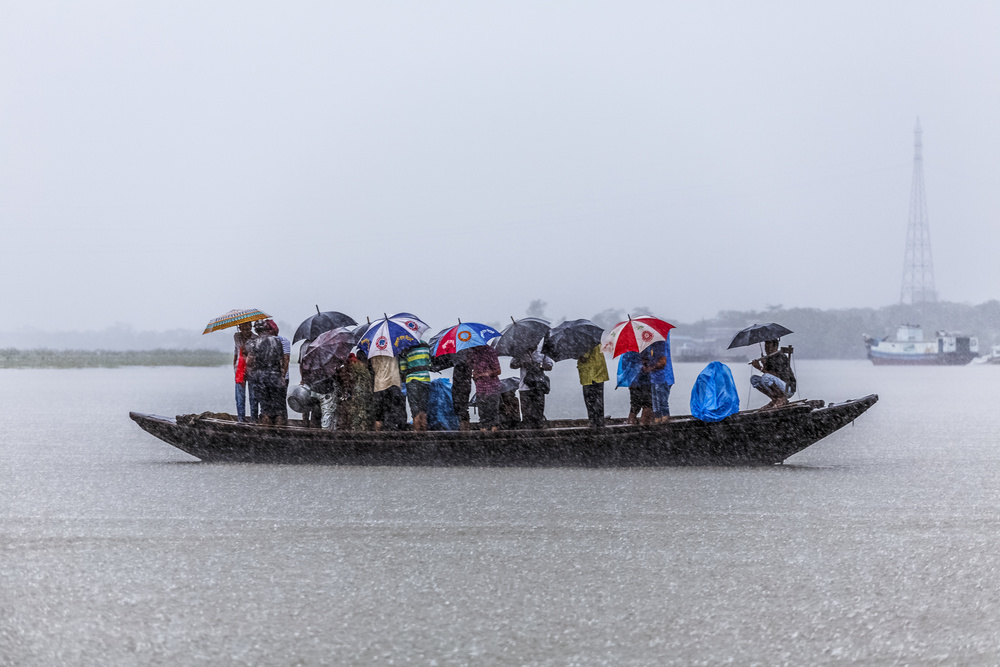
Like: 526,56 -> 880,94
129,394 -> 877,467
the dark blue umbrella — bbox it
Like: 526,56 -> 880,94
542,319 -> 604,362
727,323 -> 793,349
492,317 -> 551,357
293,307 -> 357,344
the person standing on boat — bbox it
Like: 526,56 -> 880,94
345,350 -> 376,431
640,338 -> 673,424
296,339 -> 322,428
468,345 -> 502,431
577,344 -> 609,428
750,339 -> 796,409
399,340 -> 432,432
451,352 -> 473,431
372,353 -> 405,431
510,347 -> 554,429
233,322 -> 257,422
246,319 -> 287,426
618,351 -> 651,425
272,321 -> 291,426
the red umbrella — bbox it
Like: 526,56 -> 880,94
600,316 -> 675,358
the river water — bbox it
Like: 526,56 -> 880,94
1,361 -> 998,665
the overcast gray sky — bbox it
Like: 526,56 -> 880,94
1,1 -> 997,334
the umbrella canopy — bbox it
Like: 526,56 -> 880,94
600,316 -> 675,358
292,309 -> 357,344
429,322 -> 502,357
300,328 -> 354,384
727,323 -> 793,349
542,319 -> 604,362
492,317 -> 551,357
202,308 -> 271,335
356,312 -> 430,358
469,377 -> 521,406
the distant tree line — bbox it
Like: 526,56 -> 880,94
0,349 -> 230,369
528,299 -> 1000,360
645,301 -> 1000,359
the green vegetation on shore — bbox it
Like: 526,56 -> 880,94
5,300 -> 1000,366
0,349 -> 230,369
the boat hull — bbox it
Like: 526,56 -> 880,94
129,395 -> 878,467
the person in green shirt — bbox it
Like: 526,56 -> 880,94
398,341 -> 432,431
577,344 -> 610,427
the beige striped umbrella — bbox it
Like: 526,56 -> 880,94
202,308 -> 271,334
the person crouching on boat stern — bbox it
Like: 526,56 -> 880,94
750,339 -> 796,410
247,319 -> 288,426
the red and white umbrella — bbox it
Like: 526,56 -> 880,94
600,316 -> 675,357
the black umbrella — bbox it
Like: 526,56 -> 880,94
293,307 -> 357,344
542,319 -> 604,362
469,377 -> 521,406
300,328 -> 354,384
727,323 -> 793,349
492,317 -> 551,357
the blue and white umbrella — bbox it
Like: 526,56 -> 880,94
356,312 -> 430,357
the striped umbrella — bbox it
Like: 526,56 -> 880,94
202,308 -> 271,335
600,316 -> 675,357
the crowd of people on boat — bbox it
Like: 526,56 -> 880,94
227,312 -> 796,432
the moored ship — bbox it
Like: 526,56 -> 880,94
863,324 -> 978,366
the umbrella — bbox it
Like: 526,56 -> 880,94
426,321 -> 500,371
542,319 -> 604,362
727,323 -> 793,349
356,312 -> 430,357
429,321 -> 502,357
492,317 -> 551,357
600,316 -> 675,358
300,328 -> 354,384
469,377 -> 521,407
292,307 -> 357,344
202,308 -> 271,335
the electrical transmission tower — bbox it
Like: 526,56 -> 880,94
900,119 -> 937,304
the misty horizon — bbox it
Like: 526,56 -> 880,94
2,3 -> 998,335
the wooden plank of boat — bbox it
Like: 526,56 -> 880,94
129,394 -> 877,467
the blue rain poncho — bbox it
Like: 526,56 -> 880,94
428,378 -> 460,431
689,361 -> 740,422
616,351 -> 642,388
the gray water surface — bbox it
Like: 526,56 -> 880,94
2,362 -> 998,665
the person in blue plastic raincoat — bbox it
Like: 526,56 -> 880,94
639,337 -> 674,424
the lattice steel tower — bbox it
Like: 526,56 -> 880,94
900,119 -> 937,304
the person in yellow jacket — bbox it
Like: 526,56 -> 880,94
577,344 -> 610,428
